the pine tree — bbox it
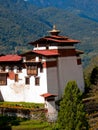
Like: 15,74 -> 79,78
57,81 -> 88,130
90,66 -> 98,85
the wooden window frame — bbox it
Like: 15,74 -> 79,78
40,64 -> 43,73
25,77 -> 30,85
27,66 -> 38,76
0,73 -> 7,85
15,74 -> 18,82
35,77 -> 40,86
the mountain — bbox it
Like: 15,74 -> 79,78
28,0 -> 98,20
0,0 -> 50,53
0,0 -> 98,67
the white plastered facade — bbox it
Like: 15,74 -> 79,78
0,46 -> 84,103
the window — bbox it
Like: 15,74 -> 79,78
40,64 -> 43,73
35,77 -> 40,86
27,66 -> 38,76
15,74 -> 18,82
25,77 -> 30,85
0,73 -> 7,85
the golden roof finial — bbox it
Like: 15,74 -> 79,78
49,25 -> 60,35
53,25 -> 56,30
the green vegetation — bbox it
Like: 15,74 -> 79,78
90,66 -> 98,85
84,55 -> 98,76
86,66 -> 98,97
0,102 -> 51,130
0,102 -> 44,109
0,0 -> 98,67
84,66 -> 98,130
12,120 -> 51,130
57,81 -> 88,130
1,73 -> 98,130
0,115 -> 52,130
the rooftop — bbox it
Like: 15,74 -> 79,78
29,26 -> 80,47
32,50 -> 59,57
0,55 -> 22,62
41,93 -> 57,98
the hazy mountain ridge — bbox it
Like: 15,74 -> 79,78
28,0 -> 98,20
0,0 -> 98,67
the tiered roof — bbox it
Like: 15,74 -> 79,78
29,26 -> 80,47
0,26 -> 83,62
29,35 -> 80,47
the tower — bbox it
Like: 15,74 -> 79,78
0,26 -> 84,104
28,25 -> 84,100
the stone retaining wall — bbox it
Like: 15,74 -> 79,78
0,107 -> 47,120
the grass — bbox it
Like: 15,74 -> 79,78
12,120 -> 51,130
0,115 -> 52,130
0,102 -> 52,130
0,102 -> 51,130
0,101 -> 44,109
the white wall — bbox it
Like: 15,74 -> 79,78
25,68 -> 48,103
45,100 -> 58,122
0,67 -> 48,103
0,55 -> 84,103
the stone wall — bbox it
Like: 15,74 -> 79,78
0,107 -> 47,120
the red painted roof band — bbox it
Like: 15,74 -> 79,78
29,35 -> 80,45
0,55 -> 22,62
41,93 -> 57,98
44,37 -> 79,43
32,50 -> 59,56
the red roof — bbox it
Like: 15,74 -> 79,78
32,50 -> 59,57
0,55 -> 22,62
44,36 -> 79,43
29,35 -> 80,46
45,35 -> 69,40
41,93 -> 57,98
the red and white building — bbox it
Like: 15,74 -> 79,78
0,26 -> 84,104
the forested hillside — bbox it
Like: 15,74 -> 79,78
28,0 -> 98,20
0,0 -> 50,54
0,0 -> 98,67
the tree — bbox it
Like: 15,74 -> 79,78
84,74 -> 91,94
90,66 -> 98,85
57,81 -> 88,130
